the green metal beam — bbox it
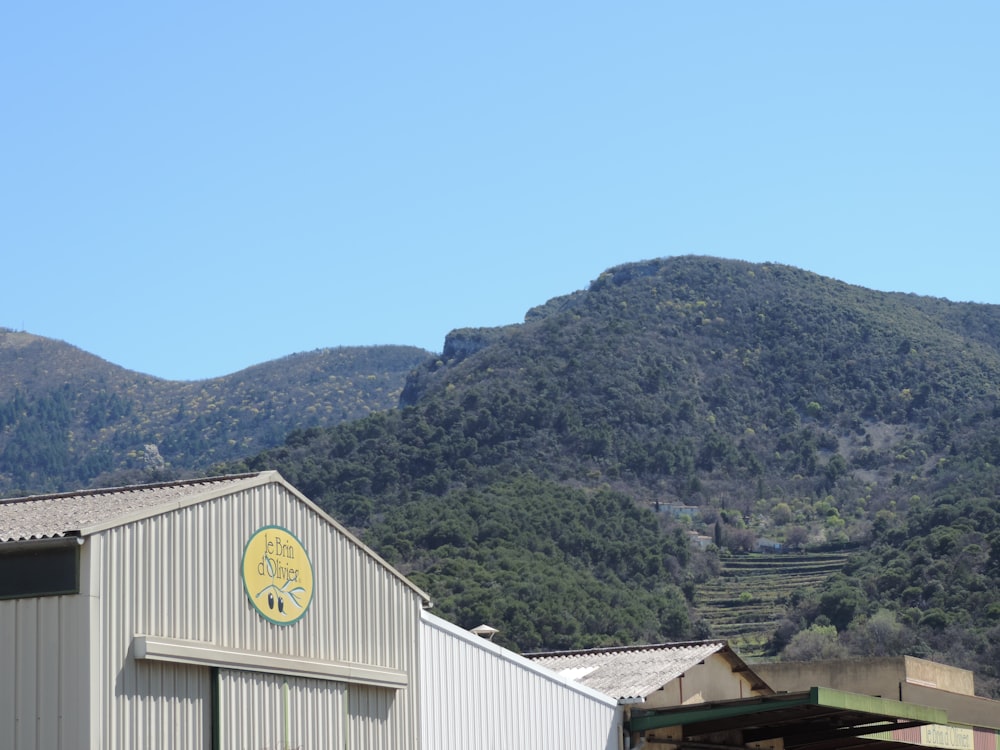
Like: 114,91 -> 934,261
809,687 -> 947,723
630,692 -> 812,731
628,686 -> 947,734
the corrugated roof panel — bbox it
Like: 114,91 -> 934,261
0,474 -> 259,542
527,641 -> 726,701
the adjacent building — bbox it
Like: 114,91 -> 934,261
756,656 -> 1000,747
527,640 -> 772,707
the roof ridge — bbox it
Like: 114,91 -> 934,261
525,639 -> 727,659
0,472 -> 262,505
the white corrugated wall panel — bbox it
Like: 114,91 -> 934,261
90,478 -> 422,748
0,592 -> 89,750
420,611 -> 621,750
218,669 -> 344,748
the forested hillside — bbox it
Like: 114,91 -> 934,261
8,255 -> 1000,694
0,331 -> 431,494
223,256 -> 1000,694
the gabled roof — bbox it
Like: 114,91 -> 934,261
526,640 -> 769,703
0,470 -> 433,604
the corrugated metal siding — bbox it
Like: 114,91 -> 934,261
420,612 -> 620,750
0,593 -> 89,750
114,661 -> 211,749
218,669 -> 344,748
973,727 -> 999,750
346,683 -> 411,750
892,725 -> 922,744
90,479 -> 423,748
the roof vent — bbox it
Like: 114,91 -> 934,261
471,624 -> 499,641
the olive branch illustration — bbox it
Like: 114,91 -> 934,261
254,555 -> 307,611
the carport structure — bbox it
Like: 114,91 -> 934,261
628,686 -> 949,750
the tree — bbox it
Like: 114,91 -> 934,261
785,525 -> 809,549
782,625 -> 848,661
843,609 -> 918,657
818,577 -> 868,630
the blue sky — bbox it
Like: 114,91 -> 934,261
3,2 -> 997,381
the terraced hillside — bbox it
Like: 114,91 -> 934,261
695,552 -> 850,658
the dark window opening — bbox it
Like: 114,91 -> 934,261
0,542 -> 80,599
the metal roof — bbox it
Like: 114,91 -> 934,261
0,473 -> 262,542
629,686 -> 949,750
526,640 -> 760,702
0,470 -> 434,604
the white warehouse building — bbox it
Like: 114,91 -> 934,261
0,471 -> 621,749
420,610 -> 619,749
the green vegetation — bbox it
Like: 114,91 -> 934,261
9,256 -> 1000,695
0,333 -> 431,494
367,476 -> 692,651
694,551 -> 850,657
224,256 -> 1000,692
773,486 -> 1000,694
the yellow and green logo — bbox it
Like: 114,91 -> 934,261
241,526 -> 314,625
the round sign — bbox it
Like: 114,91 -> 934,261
241,526 -> 314,625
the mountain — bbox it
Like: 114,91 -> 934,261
0,330 -> 432,494
243,255 -> 1000,518
7,255 -> 1000,693
221,256 -> 1000,693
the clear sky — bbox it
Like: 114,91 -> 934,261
3,2 -> 997,381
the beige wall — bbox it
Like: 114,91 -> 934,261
901,682 -> 1000,729
754,656 -> 975,699
645,653 -> 768,709
902,656 -> 974,695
